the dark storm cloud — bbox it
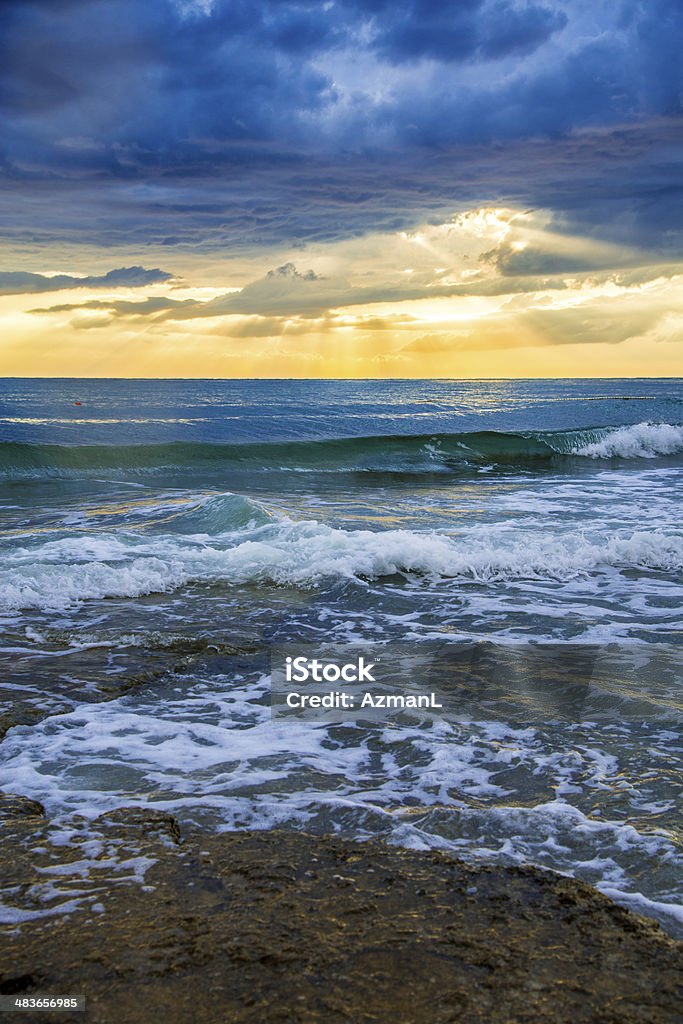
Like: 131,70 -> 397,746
0,1 -> 682,255
366,0 -> 567,64
1,120 -> 679,263
0,266 -> 172,295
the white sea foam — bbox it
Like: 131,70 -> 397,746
573,422 -> 683,459
0,672 -> 680,932
1,519 -> 683,611
596,887 -> 683,927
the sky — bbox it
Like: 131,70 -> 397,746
0,0 -> 681,378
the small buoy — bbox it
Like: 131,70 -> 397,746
74,401 -> 82,406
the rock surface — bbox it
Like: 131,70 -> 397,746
0,808 -> 681,1023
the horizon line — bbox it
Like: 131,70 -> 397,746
1,375 -> 681,383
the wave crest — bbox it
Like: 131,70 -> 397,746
0,422 -> 681,481
572,422 -> 683,459
2,520 -> 682,611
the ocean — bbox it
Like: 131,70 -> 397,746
0,378 -> 681,934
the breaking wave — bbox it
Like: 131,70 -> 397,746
572,422 -> 683,459
0,422 -> 681,482
2,513 -> 682,611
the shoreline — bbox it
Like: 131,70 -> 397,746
1,800 -> 680,1023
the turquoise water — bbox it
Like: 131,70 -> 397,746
0,378 -> 681,933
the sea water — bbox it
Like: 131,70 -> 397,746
0,378 -> 681,933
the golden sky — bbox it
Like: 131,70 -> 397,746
1,208 -> 681,378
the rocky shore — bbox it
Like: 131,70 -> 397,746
0,798 -> 681,1023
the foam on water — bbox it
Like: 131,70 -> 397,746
0,665 -> 680,933
2,511 -> 683,612
2,382 -> 682,934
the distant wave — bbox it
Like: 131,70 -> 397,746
0,422 -> 681,481
2,512 -> 682,611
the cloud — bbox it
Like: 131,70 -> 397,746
29,248 -> 683,329
19,192 -> 682,336
523,304 -> 666,347
2,1 -> 677,155
30,295 -> 189,315
484,243 -> 615,276
0,266 -> 172,295
368,0 -> 567,65
207,263 -> 351,317
398,297 -> 676,354
148,265 -> 493,321
0,1 -> 680,257
159,257 -> 683,322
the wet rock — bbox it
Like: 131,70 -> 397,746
95,808 -> 181,845
0,793 -> 46,822
0,634 -> 262,740
1,818 -> 680,1023
0,710 -> 44,741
